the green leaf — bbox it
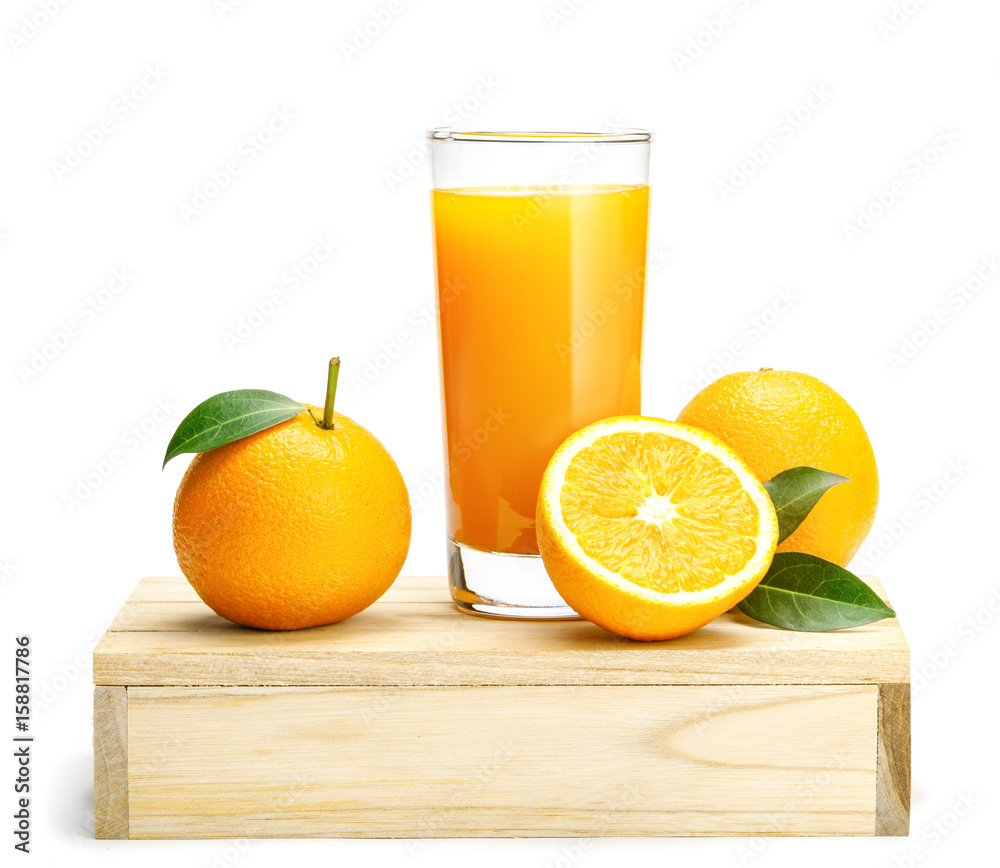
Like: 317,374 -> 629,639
163,389 -> 306,467
764,466 -> 850,544
737,552 -> 896,631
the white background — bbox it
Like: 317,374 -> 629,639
2,0 -> 998,864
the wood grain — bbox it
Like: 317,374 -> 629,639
95,575 -> 910,838
93,686 -> 128,839
876,683 -> 911,835
94,577 -> 909,687
127,684 -> 878,838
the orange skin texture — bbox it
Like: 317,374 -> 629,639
676,370 -> 878,567
172,408 -> 411,630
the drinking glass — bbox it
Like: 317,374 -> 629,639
429,129 -> 652,618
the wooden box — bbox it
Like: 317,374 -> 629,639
93,576 -> 910,839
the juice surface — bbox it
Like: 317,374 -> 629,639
432,184 -> 649,554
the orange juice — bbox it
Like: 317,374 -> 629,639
432,184 -> 649,555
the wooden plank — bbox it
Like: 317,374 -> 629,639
108,598 -> 446,632
94,616 -> 908,687
122,577 -> 201,603
95,576 -> 909,687
110,594 -> 897,633
94,686 -> 129,839
876,683 -> 911,835
126,684 -> 877,838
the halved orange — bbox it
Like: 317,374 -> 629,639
536,416 -> 779,640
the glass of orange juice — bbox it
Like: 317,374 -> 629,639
428,129 -> 652,618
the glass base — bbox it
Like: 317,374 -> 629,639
448,541 -> 581,620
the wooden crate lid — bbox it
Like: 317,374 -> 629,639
94,576 -> 909,687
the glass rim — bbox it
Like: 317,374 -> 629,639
426,128 -> 653,144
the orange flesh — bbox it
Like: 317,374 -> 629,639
559,432 -> 761,593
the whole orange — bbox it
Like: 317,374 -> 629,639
676,370 -> 877,566
172,407 -> 411,629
